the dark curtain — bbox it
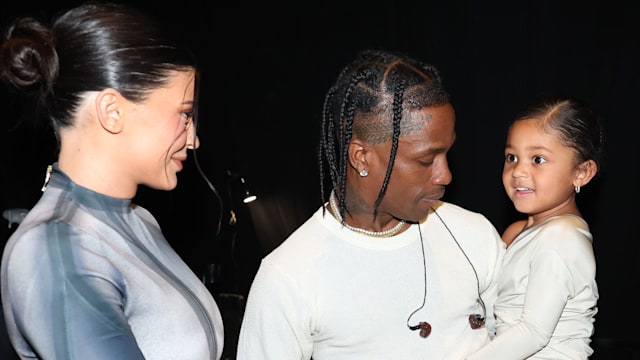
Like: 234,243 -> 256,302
2,1 -> 638,359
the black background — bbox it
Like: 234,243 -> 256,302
1,1 -> 638,358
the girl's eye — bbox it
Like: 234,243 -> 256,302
533,155 -> 547,164
505,154 -> 517,163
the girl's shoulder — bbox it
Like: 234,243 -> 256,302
502,219 -> 527,247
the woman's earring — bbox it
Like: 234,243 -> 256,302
575,185 -> 581,193
359,169 -> 368,177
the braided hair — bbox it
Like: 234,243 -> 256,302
319,49 -> 450,219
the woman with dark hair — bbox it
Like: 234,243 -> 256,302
0,2 -> 223,359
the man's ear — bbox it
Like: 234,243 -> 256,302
96,89 -> 124,134
348,138 -> 369,175
574,159 -> 598,188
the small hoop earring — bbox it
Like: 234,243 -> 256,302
575,185 -> 581,194
359,169 -> 368,177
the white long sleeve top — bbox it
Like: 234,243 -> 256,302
466,214 -> 598,359
237,201 -> 505,360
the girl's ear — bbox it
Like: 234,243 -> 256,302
574,159 -> 598,188
96,88 -> 124,134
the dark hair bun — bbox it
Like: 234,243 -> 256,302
0,17 -> 58,94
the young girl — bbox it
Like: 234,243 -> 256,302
0,2 -> 223,359
467,96 -> 603,359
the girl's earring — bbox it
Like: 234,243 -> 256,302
575,185 -> 581,194
359,169 -> 368,177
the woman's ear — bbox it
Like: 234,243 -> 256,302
96,89 -> 124,134
574,159 -> 598,188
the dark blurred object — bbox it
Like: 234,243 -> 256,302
2,209 -> 28,229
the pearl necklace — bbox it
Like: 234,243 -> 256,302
328,192 -> 407,237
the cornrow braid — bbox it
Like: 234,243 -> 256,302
319,86 -> 337,214
373,76 -> 405,213
319,49 -> 449,217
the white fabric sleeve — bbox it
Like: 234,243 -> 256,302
466,225 -> 587,360
237,259 -> 313,360
479,226 -> 505,339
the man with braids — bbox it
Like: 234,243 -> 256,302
237,49 -> 505,359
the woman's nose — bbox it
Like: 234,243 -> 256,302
187,124 -> 200,150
